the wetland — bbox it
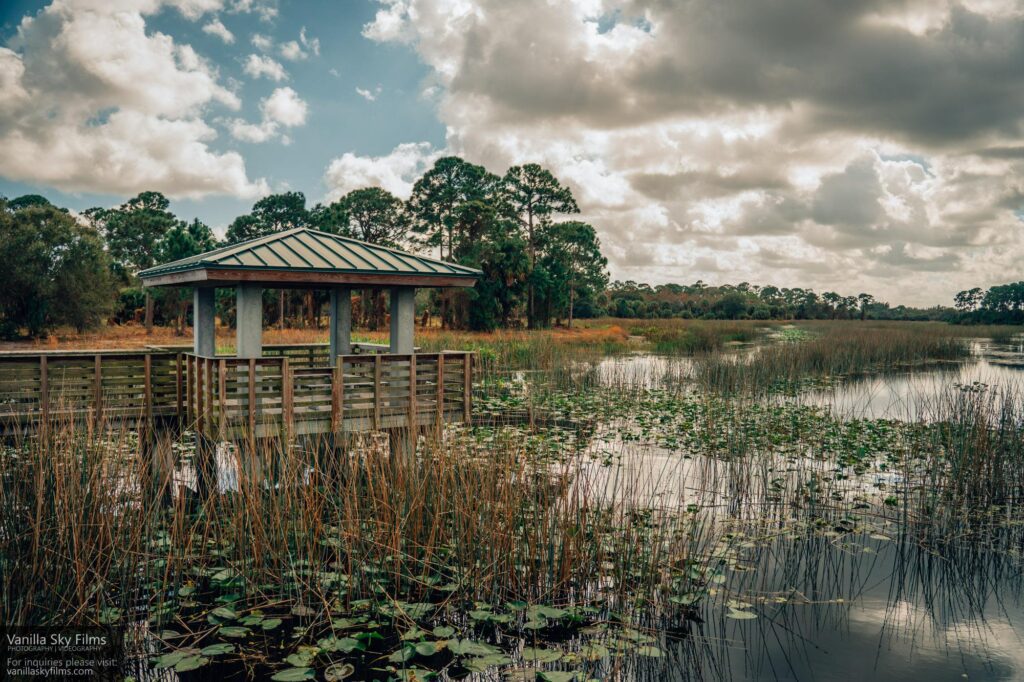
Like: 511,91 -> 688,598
3,320 -> 1023,681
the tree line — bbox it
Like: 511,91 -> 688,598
0,157 -> 609,339
605,280 -> 1024,324
4,156 -> 1019,340
954,283 -> 1024,324
604,281 -> 910,321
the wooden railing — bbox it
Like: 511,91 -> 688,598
0,347 -> 471,439
184,350 -> 471,436
148,343 -> 415,369
183,351 -> 473,439
0,350 -> 181,434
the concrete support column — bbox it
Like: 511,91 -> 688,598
329,286 -> 352,358
389,286 -> 415,354
193,287 -> 216,357
236,284 -> 264,358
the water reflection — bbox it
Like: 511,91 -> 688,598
658,532 -> 1024,681
568,334 -> 1024,680
802,338 -> 1024,420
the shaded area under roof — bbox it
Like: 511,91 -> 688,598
140,228 -> 481,289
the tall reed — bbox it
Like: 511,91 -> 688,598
695,322 -> 970,394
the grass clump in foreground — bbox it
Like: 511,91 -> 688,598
0,420 -> 719,680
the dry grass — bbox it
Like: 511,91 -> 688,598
0,420 -> 709,628
0,322 -> 630,351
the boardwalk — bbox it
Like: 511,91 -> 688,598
0,344 -> 472,440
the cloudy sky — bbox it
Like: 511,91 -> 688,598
1,0 -> 1022,306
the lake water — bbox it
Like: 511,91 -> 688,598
576,334 -> 1024,681
801,338 -> 1024,420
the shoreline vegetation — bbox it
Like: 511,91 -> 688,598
1,319 -> 1022,680
5,189 -> 1024,347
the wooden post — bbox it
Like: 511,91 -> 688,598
144,353 -> 153,425
218,358 -> 227,436
175,353 -> 183,423
389,287 -> 416,354
329,286 -> 353,358
373,354 -> 382,429
331,355 -> 342,433
282,357 -> 293,439
39,355 -> 48,427
463,352 -> 472,423
193,287 -> 216,357
436,354 -> 444,424
205,358 -> 214,433
93,354 -> 102,430
185,355 -> 192,424
196,357 -> 205,434
248,358 -> 257,436
236,284 -> 264,359
408,354 -> 417,431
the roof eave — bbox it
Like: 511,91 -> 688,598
141,266 -> 480,289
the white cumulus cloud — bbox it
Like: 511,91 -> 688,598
242,53 -> 286,80
360,0 -> 1024,306
279,40 -> 305,61
356,86 -> 381,101
250,32 -> 273,50
262,86 -> 307,126
279,28 -> 319,61
202,17 -> 234,43
323,142 -> 441,201
0,0 -> 266,198
226,86 -> 307,143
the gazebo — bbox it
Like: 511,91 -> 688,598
139,227 -> 480,360
137,228 -> 481,444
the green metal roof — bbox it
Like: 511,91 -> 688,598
139,228 -> 481,281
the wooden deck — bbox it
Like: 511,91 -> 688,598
0,345 -> 472,439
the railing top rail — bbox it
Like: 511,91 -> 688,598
0,348 -> 179,358
182,353 -> 284,364
180,350 -> 472,361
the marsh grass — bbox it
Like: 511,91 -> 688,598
695,322 -> 972,394
618,319 -> 777,355
0,417 -> 725,677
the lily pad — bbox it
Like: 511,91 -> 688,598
200,643 -> 234,656
174,655 -> 209,672
325,663 -> 355,681
389,644 -> 416,663
415,640 -> 446,656
154,651 -> 189,669
448,639 -> 501,657
211,606 -> 239,620
218,626 -> 251,638
726,608 -> 758,620
464,653 -> 512,672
